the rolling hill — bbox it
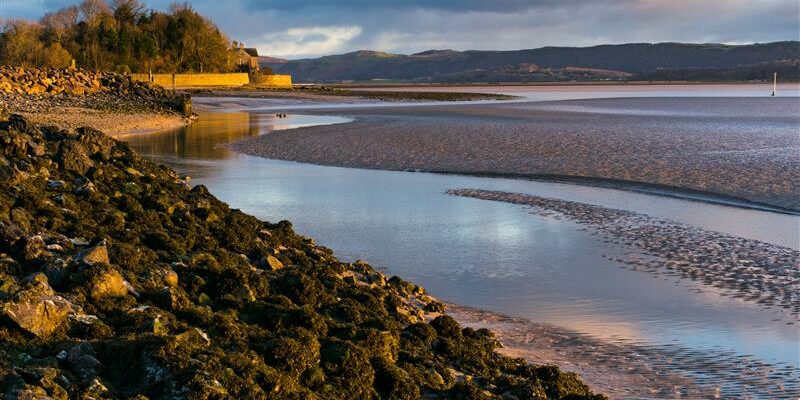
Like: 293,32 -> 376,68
266,41 -> 800,83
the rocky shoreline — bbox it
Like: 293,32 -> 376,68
0,115 -> 604,398
1,67 -> 193,136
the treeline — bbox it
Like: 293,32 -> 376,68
633,59 -> 800,82
0,0 -> 233,73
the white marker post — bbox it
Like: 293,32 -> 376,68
772,72 -> 777,96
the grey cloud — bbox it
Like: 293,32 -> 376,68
238,0 -> 589,13
4,0 -> 798,59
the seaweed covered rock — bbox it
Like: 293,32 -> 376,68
0,115 -> 605,399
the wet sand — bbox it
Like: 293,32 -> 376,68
183,87 -> 515,102
447,189 -> 800,318
447,304 -> 799,399
229,97 -> 800,211
17,107 -> 189,136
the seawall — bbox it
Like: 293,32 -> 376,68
132,73 -> 292,89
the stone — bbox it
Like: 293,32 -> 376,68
235,285 -> 256,302
3,290 -> 74,338
89,268 -> 127,299
24,272 -> 53,294
163,269 -> 179,287
155,287 -> 186,311
150,315 -> 169,335
77,240 -> 110,265
0,273 -> 21,300
24,235 -> 48,261
67,342 -> 103,383
176,328 -> 211,348
266,255 -> 284,271
58,141 -> 94,175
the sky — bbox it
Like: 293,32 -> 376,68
2,0 -> 799,59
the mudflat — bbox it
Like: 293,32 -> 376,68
229,96 -> 800,211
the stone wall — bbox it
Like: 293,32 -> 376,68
252,74 -> 293,88
132,73 -> 249,88
131,73 -> 292,88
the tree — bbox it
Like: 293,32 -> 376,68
0,20 -> 46,66
169,3 -> 232,72
79,0 -> 112,27
112,0 -> 145,24
0,0 -> 241,73
43,43 -> 74,68
41,6 -> 79,45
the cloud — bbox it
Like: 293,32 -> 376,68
239,0 -> 567,13
254,26 -> 363,58
2,0 -> 798,59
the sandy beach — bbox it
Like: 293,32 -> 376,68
15,107 -> 188,136
229,96 -> 800,212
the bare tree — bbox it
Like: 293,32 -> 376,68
0,20 -> 46,66
41,6 -> 79,44
79,0 -> 112,27
112,0 -> 145,23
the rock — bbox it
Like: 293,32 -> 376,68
24,235 -> 48,261
163,269 -> 179,287
66,342 -> 103,383
150,315 -> 169,335
154,287 -> 187,311
77,240 -> 109,265
89,267 -> 127,299
176,328 -> 211,349
235,285 -> 256,302
0,273 -> 21,300
24,272 -> 52,293
3,289 -> 74,338
46,180 -> 65,190
266,255 -> 285,271
58,141 -> 94,175
70,237 -> 90,246
74,179 -> 96,195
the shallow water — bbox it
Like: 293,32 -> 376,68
123,89 -> 800,396
354,82 -> 800,101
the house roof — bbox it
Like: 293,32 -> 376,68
243,48 -> 259,57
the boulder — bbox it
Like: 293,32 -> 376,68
24,235 -> 48,261
0,273 -> 21,300
89,268 -> 128,299
266,255 -> 284,271
66,342 -> 104,383
3,289 -> 74,338
58,141 -> 94,175
77,240 -> 109,265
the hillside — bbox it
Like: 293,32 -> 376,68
268,42 -> 800,83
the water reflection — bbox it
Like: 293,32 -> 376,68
122,109 -> 799,372
122,112 -> 312,160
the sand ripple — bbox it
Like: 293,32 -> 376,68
449,304 -> 800,400
447,188 -> 800,319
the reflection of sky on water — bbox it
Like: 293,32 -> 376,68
123,103 -> 798,370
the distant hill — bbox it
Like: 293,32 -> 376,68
267,42 -> 800,83
258,55 -> 289,65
